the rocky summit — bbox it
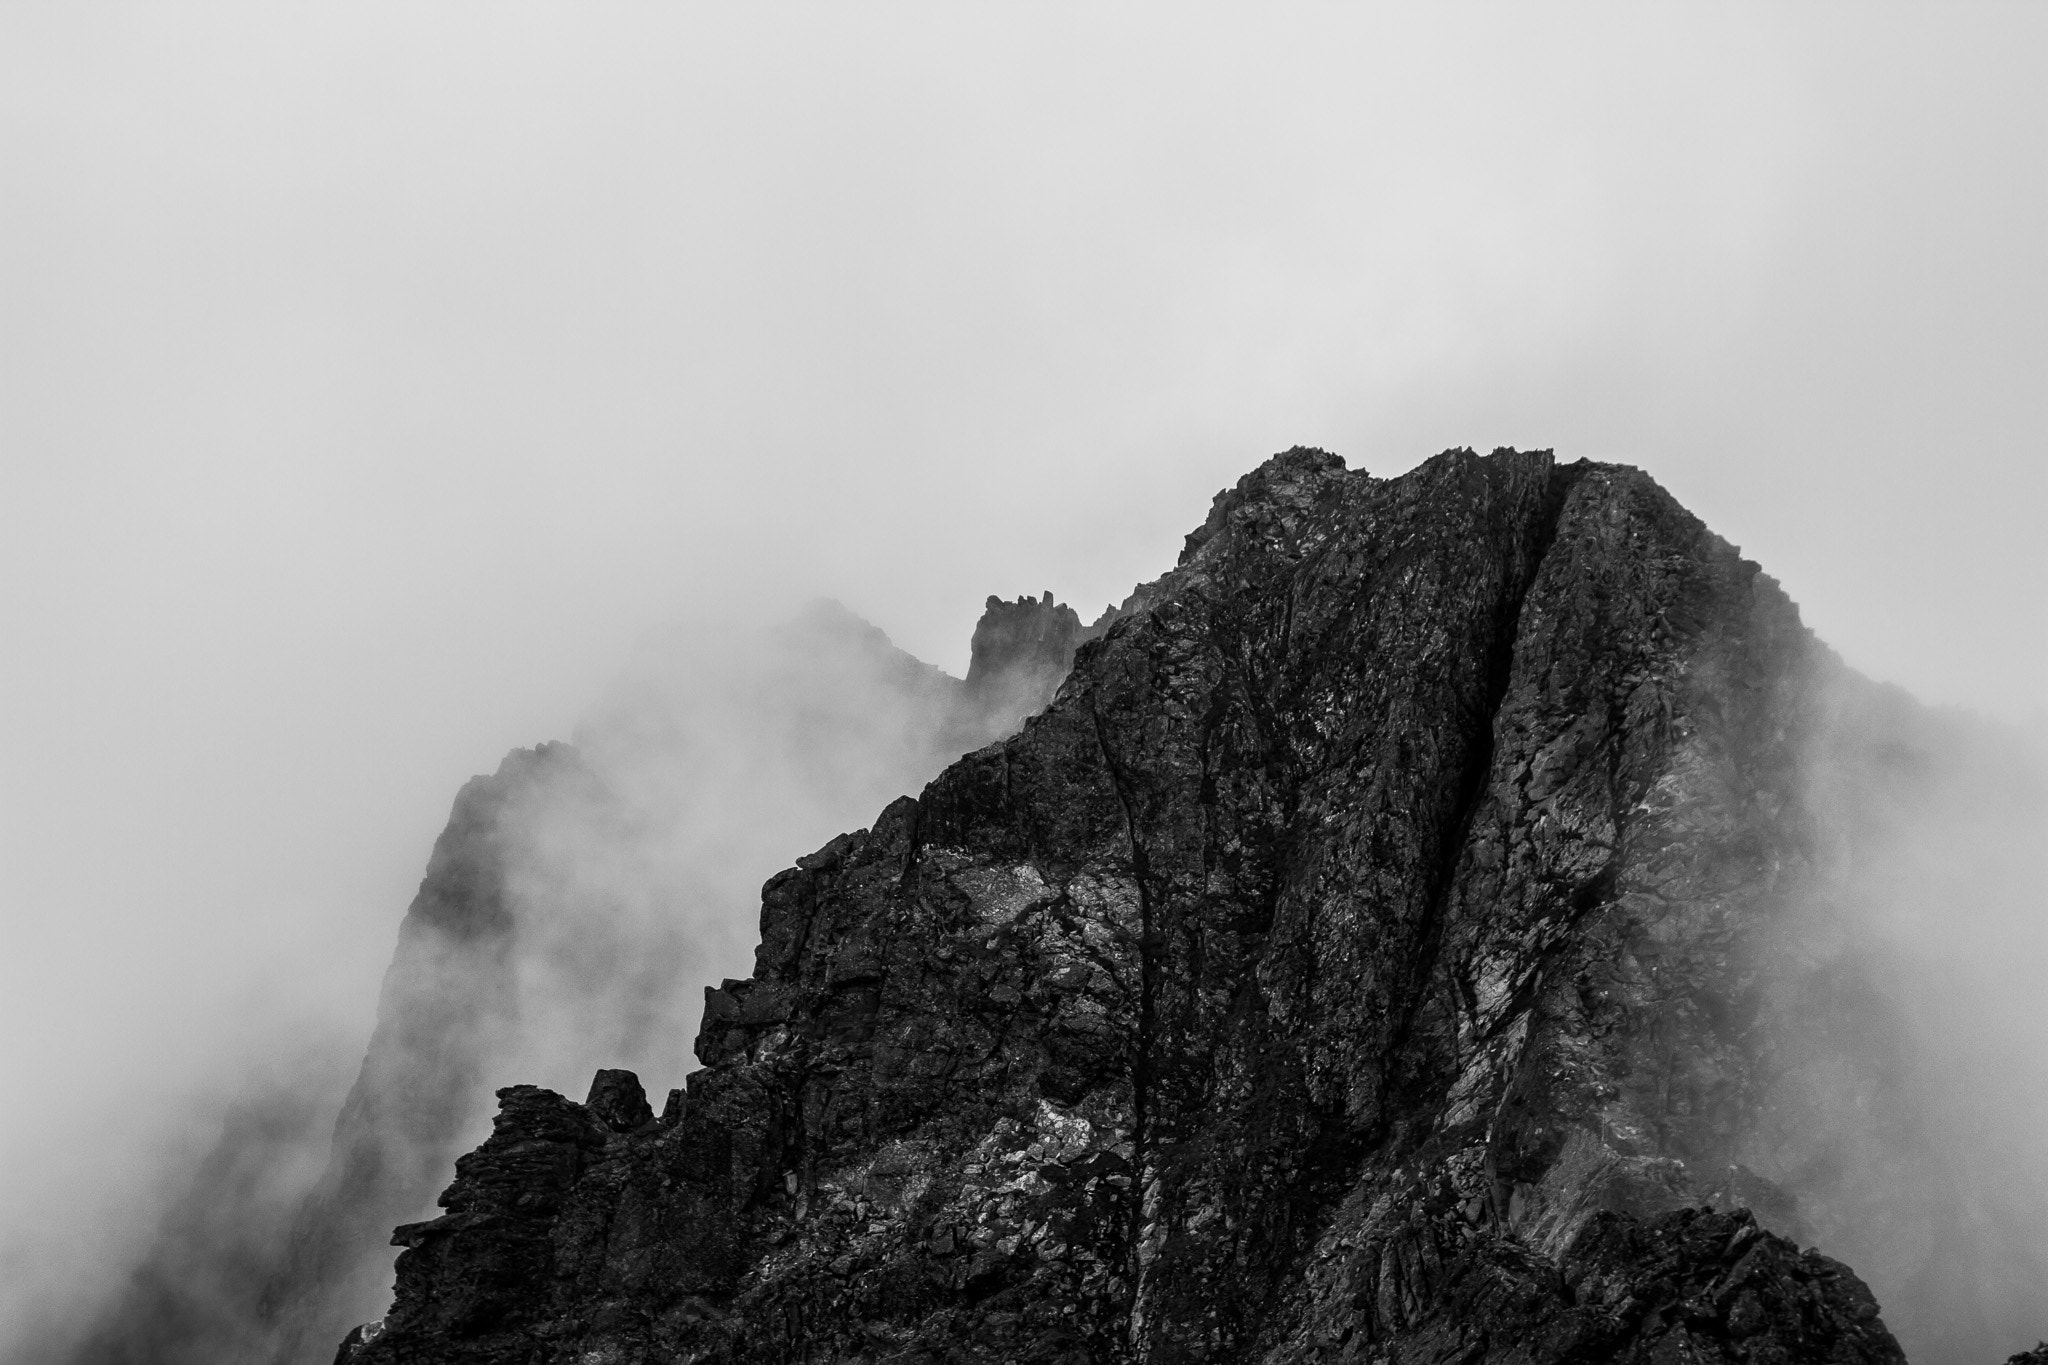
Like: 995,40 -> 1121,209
333,448 -> 2034,1363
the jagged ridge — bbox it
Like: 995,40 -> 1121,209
63,598 -> 1094,1365
344,447 -> 1927,1363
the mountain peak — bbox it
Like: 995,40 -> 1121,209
334,447 -> 1974,1362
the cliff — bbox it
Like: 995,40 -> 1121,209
261,601 -> 1090,1359
62,598 -> 1091,1365
333,448 -> 2006,1363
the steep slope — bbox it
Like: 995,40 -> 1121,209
340,448 -> 1978,1363
59,599 -> 1091,1365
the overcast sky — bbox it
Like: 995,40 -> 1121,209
2,1 -> 2045,1333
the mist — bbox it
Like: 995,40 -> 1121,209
2,4 -> 2044,1362
29,599 -> 1086,1362
492,598 -> 1081,1107
1749,672 -> 2048,1362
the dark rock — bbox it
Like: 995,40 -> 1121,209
341,448 -> 1951,1362
70,596 -> 1097,1365
585,1068 -> 654,1132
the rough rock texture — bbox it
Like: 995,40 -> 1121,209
63,599 -> 1092,1365
341,448 -> 1946,1362
263,602 -> 1091,1360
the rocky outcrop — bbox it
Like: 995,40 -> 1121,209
61,599 -> 1092,1365
345,1084 -> 1899,1364
960,592 -> 1096,733
264,602 -> 1090,1360
340,448 -> 1970,1362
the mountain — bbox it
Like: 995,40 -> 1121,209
59,597 -> 1094,1365
329,448 -> 2048,1363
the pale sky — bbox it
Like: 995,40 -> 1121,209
2,2 -> 2045,1341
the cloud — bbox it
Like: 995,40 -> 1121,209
33,598 -> 1084,1363
1753,669 -> 2048,1362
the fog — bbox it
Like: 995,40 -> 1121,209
21,596 -> 1085,1362
478,600 -> 1070,1107
1,5 -> 2044,1361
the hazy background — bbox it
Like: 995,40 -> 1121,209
2,2 -> 2044,1355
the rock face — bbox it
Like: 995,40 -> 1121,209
260,603 -> 1092,1360
62,600 -> 1093,1365
339,448 -> 1947,1362
962,592 -> 1099,728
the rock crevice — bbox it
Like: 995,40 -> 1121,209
341,447 -> 1941,1364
